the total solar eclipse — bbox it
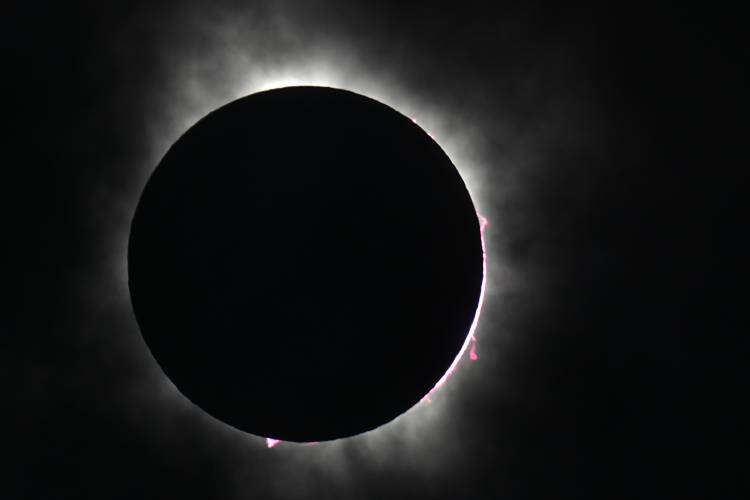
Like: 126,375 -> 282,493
128,86 -> 484,443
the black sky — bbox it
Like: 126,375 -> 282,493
4,2 -> 745,499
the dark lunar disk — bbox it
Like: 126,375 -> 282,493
128,86 -> 483,442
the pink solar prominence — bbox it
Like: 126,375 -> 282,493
422,212 -> 488,400
266,438 -> 281,448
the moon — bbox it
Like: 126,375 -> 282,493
128,86 -> 484,442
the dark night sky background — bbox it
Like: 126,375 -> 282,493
4,2 -> 745,499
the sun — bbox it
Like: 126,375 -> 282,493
112,25 -> 497,463
129,84 -> 490,447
